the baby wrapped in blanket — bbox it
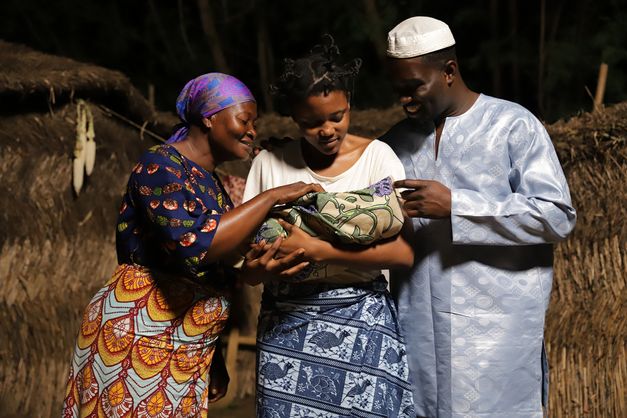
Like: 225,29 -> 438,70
253,177 -> 404,281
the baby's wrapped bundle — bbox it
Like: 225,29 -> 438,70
254,177 -> 404,282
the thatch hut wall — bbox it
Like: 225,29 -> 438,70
0,41 -> 161,417
544,103 -> 626,417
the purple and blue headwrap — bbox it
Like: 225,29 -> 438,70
167,73 -> 256,143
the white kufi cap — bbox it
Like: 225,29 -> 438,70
387,16 -> 455,58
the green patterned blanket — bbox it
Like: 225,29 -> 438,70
252,177 -> 404,282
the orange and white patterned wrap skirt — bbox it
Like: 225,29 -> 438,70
62,264 -> 230,418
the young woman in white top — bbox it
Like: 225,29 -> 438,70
243,36 -> 416,417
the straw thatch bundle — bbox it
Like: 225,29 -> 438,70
545,103 -> 626,417
0,40 -> 154,120
0,40 -> 161,417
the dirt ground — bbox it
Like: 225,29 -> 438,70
209,395 -> 256,417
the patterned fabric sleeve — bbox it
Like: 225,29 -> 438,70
121,151 -> 222,277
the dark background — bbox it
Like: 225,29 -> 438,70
3,0 -> 626,122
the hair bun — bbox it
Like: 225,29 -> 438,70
271,34 -> 362,116
311,34 -> 340,64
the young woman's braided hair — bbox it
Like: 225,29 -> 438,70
271,34 -> 362,116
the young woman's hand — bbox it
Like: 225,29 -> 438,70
274,219 -> 327,263
242,236 -> 311,285
268,182 -> 324,205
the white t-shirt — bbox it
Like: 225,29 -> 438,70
243,138 -> 406,199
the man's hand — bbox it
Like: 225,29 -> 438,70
394,179 -> 452,218
242,236 -> 310,285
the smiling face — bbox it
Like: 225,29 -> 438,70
205,101 -> 257,161
291,90 -> 350,156
387,56 -> 451,122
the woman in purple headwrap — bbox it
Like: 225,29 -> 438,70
62,73 -> 321,418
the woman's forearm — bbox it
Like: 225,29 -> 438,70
273,216 -> 415,272
204,181 -> 323,264
315,233 -> 414,270
203,190 -> 278,262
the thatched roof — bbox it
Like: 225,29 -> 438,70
0,40 -> 155,123
548,102 -> 627,168
545,102 -> 627,243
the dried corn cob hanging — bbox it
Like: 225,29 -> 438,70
84,104 -> 96,175
73,100 -> 96,195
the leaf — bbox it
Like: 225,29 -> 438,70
358,194 -> 374,203
320,213 -> 337,224
344,196 -> 357,203
315,193 -> 339,211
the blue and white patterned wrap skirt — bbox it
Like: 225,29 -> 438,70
256,278 -> 416,417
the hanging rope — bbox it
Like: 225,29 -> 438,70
96,104 -> 167,143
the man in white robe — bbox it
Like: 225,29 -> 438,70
382,16 -> 577,418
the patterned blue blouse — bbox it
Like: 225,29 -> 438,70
116,144 -> 233,285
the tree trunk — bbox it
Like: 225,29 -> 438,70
148,0 -> 182,74
545,0 -> 567,116
509,0 -> 520,102
362,0 -> 387,68
197,0 -> 230,73
537,0 -> 546,117
490,0 -> 502,97
257,3 -> 274,112
178,0 -> 196,62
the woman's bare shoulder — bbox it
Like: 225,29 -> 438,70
347,133 -> 374,143
345,133 -> 375,151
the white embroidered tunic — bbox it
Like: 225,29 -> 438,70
383,94 -> 576,418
